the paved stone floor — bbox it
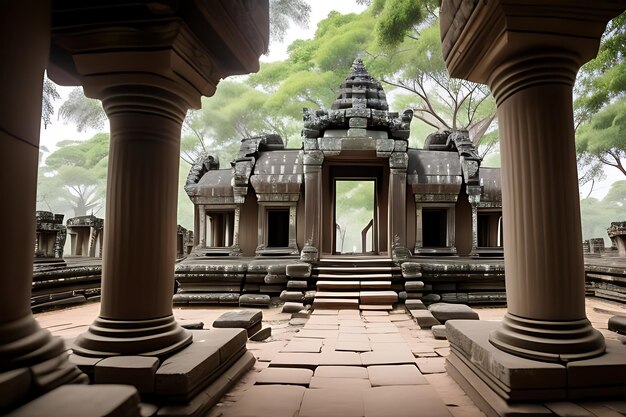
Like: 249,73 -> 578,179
36,297 -> 626,417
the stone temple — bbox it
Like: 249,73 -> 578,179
3,1 -> 626,416
177,58 -> 506,309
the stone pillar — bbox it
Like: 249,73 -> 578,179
302,151 -> 324,261
440,0 -> 625,362
198,206 -> 207,248
470,204 -> 478,255
388,161 -> 408,258
0,0 -> 84,395
73,77 -> 193,358
488,60 -> 604,360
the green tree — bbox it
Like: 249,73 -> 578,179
58,87 -> 107,132
575,11 -> 626,183
37,133 -> 109,217
42,75 -> 60,129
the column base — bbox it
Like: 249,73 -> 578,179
489,313 -> 605,362
446,320 -> 626,416
0,314 -> 87,412
72,315 -> 192,359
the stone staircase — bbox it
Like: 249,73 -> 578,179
312,257 -> 401,310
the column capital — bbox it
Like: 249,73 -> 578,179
441,0 -> 625,87
48,0 -> 269,107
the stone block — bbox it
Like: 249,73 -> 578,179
361,350 -> 416,366
401,262 -> 422,278
283,339 -> 323,353
267,264 -> 287,275
155,329 -> 247,399
222,385 -> 305,417
421,293 -> 441,305
255,368 -> 313,386
282,302 -> 304,313
609,315 -> 626,335
7,385 -> 140,417
264,273 -> 288,284
239,294 -> 270,308
567,340 -> 626,391
309,376 -> 371,389
364,385 -> 452,417
286,263 -> 311,278
428,302 -> 479,323
405,299 -> 426,310
213,310 -> 262,330
280,290 -> 304,302
405,281 -> 425,291
95,356 -> 159,394
431,325 -> 447,340
156,352 -> 254,416
250,326 -> 272,341
180,321 -> 204,330
0,368 -> 31,410
287,280 -> 308,290
314,366 -> 368,379
299,388 -> 364,417
367,364 -> 427,386
446,320 -> 567,399
410,310 -> 440,329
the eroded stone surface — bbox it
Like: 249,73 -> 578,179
213,310 -> 262,329
95,356 -> 159,394
255,368 -> 312,386
299,387 -> 364,417
222,385 -> 305,417
367,364 -> 427,386
7,385 -> 140,417
428,303 -> 479,323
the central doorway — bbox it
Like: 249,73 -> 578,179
333,179 -> 377,255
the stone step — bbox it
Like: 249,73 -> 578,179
316,273 -> 394,280
312,298 -> 360,309
360,304 -> 393,311
316,281 -> 360,290
316,266 -> 399,273
360,281 -> 392,290
360,290 -> 398,305
316,280 -> 392,291
314,291 -> 360,298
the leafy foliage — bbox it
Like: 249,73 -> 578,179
42,76 -> 60,129
59,87 -> 107,132
37,133 -> 109,217
269,0 -> 311,43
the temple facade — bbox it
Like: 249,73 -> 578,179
185,59 -> 503,262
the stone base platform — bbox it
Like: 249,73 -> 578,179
69,328 -> 255,416
446,320 -> 626,416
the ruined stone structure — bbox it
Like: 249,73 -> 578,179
177,225 -> 194,257
1,0 -> 269,415
66,215 -> 103,257
439,0 -> 626,415
609,221 -> 626,256
34,211 -> 66,263
179,59 -> 505,309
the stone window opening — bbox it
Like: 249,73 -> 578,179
206,211 -> 235,248
422,208 -> 449,248
477,211 -> 503,248
266,208 -> 290,248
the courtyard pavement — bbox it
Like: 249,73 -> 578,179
35,298 -> 626,417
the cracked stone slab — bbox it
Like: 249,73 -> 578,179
367,364 -> 428,386
299,387 -> 365,417
363,385 -> 453,417
282,340 -> 323,353
314,366 -> 369,379
255,368 -> 313,386
222,385 -> 306,417
309,376 -> 372,389
361,350 -> 416,366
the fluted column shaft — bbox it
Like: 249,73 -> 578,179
73,84 -> 192,357
0,1 -> 86,401
488,54 -> 604,362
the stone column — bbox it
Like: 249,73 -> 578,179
73,78 -> 193,358
487,56 -> 604,361
0,0 -> 84,391
470,204 -> 478,255
302,151 -> 324,261
440,1 -> 625,362
389,151 -> 408,259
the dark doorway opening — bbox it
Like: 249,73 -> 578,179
423,208 -> 447,247
267,208 -> 290,247
478,212 -> 503,247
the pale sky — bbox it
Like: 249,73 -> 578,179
38,0 -> 621,200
